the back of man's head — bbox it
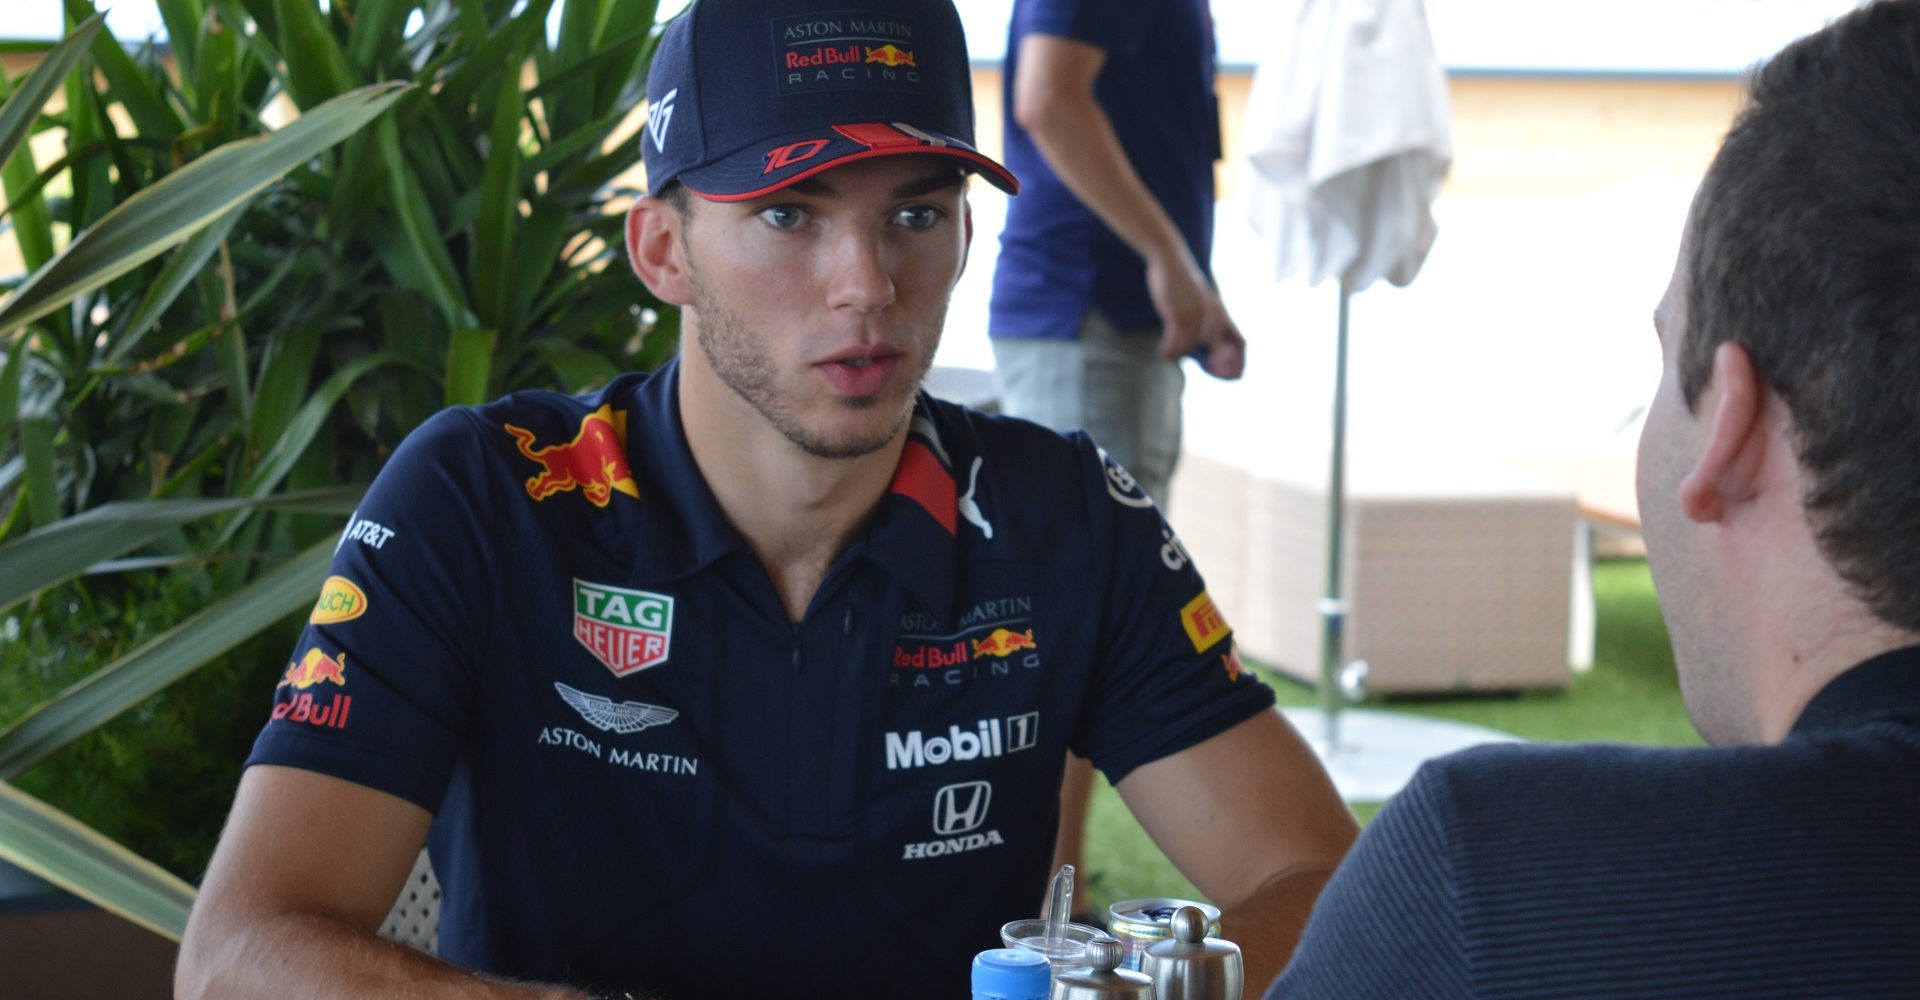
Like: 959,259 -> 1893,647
1684,0 -> 1920,630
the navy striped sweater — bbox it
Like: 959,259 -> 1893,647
1269,647 -> 1920,999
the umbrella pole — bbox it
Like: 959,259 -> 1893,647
1317,279 -> 1353,751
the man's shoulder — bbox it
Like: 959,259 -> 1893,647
469,373 -> 652,439
1404,733 -> 1920,883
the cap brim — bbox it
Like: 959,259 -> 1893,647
675,122 -> 1019,201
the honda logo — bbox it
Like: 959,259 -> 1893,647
932,781 -> 992,835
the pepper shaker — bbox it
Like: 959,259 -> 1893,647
1048,937 -> 1155,1000
1141,905 -> 1244,1000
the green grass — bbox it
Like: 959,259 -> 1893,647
1076,558 -> 1699,916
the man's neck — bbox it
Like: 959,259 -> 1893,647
677,361 -> 906,623
1728,512 -> 1920,742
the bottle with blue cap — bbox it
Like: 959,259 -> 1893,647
973,947 -> 1051,1000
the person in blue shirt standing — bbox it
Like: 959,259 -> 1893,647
989,0 -> 1250,921
1269,3 -> 1920,996
174,1 -> 1356,998
990,0 -> 1246,509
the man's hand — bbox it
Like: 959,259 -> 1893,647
1147,248 -> 1246,379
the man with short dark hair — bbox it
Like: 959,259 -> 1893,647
1266,3 -> 1920,996
175,1 -> 1357,997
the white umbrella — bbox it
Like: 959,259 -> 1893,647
1244,0 -> 1452,748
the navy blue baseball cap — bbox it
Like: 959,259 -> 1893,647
641,0 -> 1019,201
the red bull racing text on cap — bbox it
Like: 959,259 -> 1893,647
641,0 -> 1018,201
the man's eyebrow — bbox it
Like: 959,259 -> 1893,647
892,170 -> 966,198
782,168 -> 965,201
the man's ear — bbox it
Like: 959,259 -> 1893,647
627,196 -> 694,306
1679,341 -> 1768,523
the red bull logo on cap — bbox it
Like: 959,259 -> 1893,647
865,44 -> 916,67
503,405 -> 640,508
971,627 -> 1037,660
574,578 -> 675,677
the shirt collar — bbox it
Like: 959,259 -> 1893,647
620,360 -> 748,582
1789,644 -> 1920,738
620,365 -> 961,623
856,398 -> 962,626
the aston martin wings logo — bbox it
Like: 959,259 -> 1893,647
554,682 -> 679,734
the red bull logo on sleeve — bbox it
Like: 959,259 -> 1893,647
1181,591 -> 1230,654
1222,643 -> 1247,682
273,648 -> 351,730
279,647 -> 349,690
309,576 -> 368,625
573,578 -> 675,677
503,405 -> 640,508
971,628 -> 1037,660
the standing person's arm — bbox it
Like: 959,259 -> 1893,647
1012,33 -> 1244,378
176,766 -> 585,1000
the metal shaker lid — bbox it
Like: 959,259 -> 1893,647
1048,938 -> 1155,999
1142,906 -> 1245,1000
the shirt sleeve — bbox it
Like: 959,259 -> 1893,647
244,408 -> 498,813
1265,762 -> 1472,999
1072,438 -> 1276,783
1014,0 -> 1162,59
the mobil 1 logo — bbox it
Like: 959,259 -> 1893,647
885,712 -> 1039,771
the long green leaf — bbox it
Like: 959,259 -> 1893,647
0,13 -> 105,191
0,82 -> 412,338
373,116 -> 474,330
17,413 -> 57,530
0,335 -> 23,443
0,119 -> 56,273
238,349 -> 414,498
0,486 -> 363,612
0,782 -> 196,941
104,204 -> 246,365
63,0 -> 184,140
0,538 -> 336,781
444,326 -> 496,406
472,70 -> 522,332
273,0 -> 358,109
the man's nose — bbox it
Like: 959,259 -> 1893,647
825,227 -> 896,313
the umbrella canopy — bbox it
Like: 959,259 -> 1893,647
1246,0 -> 1453,292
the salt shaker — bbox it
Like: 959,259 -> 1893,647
1141,905 -> 1244,1000
1048,937 -> 1154,1000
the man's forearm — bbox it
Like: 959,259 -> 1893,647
1217,865 -> 1341,988
177,910 -> 581,1000
1019,86 -> 1192,268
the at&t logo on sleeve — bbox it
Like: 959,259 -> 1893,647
573,579 -> 675,677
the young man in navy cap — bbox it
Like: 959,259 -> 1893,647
177,2 -> 1355,997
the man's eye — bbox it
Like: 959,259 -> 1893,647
895,205 -> 942,230
759,205 -> 806,230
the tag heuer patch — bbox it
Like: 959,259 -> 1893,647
573,579 -> 674,676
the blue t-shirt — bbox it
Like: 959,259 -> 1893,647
247,361 -> 1272,998
989,0 -> 1222,341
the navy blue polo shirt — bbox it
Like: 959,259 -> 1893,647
989,0 -> 1222,341
247,360 -> 1273,997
